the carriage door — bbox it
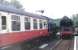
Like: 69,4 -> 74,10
1,16 -> 7,32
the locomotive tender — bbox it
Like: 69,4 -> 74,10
0,4 -> 55,47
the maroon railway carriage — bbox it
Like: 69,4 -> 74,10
0,4 -> 49,47
60,16 -> 74,39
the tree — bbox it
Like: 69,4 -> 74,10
0,0 -> 24,10
0,0 -> 10,5
72,14 -> 78,27
10,0 -> 23,9
0,0 -> 4,3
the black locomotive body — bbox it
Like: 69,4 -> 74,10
60,16 -> 74,39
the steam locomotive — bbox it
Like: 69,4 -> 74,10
60,16 -> 74,39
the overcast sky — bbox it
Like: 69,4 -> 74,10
11,0 -> 78,19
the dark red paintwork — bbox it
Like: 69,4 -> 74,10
0,29 -> 48,47
60,31 -> 73,38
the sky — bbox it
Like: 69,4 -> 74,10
7,0 -> 78,19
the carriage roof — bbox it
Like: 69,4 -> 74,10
0,4 -> 48,19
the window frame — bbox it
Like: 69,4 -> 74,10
24,17 -> 31,30
1,16 -> 7,30
39,19 -> 43,29
44,21 -> 48,29
11,15 -> 21,31
33,19 -> 38,29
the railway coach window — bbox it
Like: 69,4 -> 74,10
11,15 -> 20,31
24,17 -> 30,30
33,19 -> 37,29
39,20 -> 43,29
44,22 -> 47,28
1,16 -> 6,30
45,22 -> 48,28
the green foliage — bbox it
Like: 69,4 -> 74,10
72,14 -> 78,27
10,0 -> 23,9
0,0 -> 23,9
53,19 -> 61,27
76,22 -> 78,26
0,0 -> 9,5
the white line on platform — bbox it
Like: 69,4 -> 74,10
74,36 -> 76,50
39,44 -> 48,49
50,39 -> 62,50
1,46 -> 11,49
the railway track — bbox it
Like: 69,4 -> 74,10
52,39 -> 74,50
